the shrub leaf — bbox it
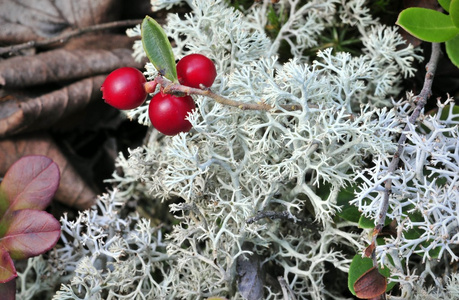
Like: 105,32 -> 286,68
396,8 -> 459,42
141,16 -> 177,82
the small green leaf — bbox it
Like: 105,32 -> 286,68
141,16 -> 177,82
358,214 -> 391,229
450,0 -> 459,27
336,184 -> 360,223
446,34 -> 459,67
396,8 -> 459,42
438,0 -> 452,12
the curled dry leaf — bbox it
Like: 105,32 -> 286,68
0,133 -> 96,209
0,75 -> 106,138
0,48 -> 142,89
354,266 -> 387,299
237,248 -> 265,300
0,0 -> 119,45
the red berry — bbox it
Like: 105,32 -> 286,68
101,67 -> 147,110
148,93 -> 196,136
176,54 -> 217,89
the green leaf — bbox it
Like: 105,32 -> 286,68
141,16 -> 177,82
358,214 -> 391,229
438,0 -> 451,12
404,211 -> 442,259
450,0 -> 459,27
446,34 -> 459,67
396,8 -> 459,42
336,184 -> 360,223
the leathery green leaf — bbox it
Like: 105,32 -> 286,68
450,0 -> 459,28
396,8 -> 459,42
438,0 -> 451,12
446,35 -> 459,67
141,16 -> 177,82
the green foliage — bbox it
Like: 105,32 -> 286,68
446,34 -> 459,66
335,183 -> 361,223
396,8 -> 459,42
438,0 -> 452,12
141,16 -> 178,82
396,1 -> 459,67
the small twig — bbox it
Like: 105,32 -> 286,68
0,19 -> 142,56
371,43 -> 441,266
152,76 -> 303,112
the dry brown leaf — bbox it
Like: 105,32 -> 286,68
0,75 -> 106,138
0,0 -> 120,45
0,132 -> 97,209
354,267 -> 387,299
0,48 -> 143,89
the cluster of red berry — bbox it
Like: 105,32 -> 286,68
101,54 -> 217,135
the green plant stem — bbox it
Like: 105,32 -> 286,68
372,43 -> 441,264
155,76 -> 303,112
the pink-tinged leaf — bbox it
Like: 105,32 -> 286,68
0,209 -> 61,260
1,155 -> 60,212
0,278 -> 16,300
0,245 -> 16,283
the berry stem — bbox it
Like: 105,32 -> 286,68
155,76 -> 303,112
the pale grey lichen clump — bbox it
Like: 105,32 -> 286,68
15,0 -> 458,299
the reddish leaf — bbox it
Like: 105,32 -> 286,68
0,155 -> 59,212
0,209 -> 61,260
0,135 -> 97,209
0,245 -> 16,283
354,267 -> 387,299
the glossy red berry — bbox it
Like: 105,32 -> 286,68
176,54 -> 217,89
101,67 -> 147,110
148,93 -> 196,135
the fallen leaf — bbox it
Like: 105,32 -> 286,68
0,48 -> 142,89
0,133 -> 97,209
0,75 -> 105,138
237,248 -> 265,300
0,0 -> 119,45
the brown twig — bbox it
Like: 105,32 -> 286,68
370,43 -> 441,266
0,19 -> 143,56
153,76 -> 303,112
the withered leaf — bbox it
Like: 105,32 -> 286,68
0,132 -> 97,209
237,250 -> 265,300
0,0 -> 119,45
0,48 -> 142,89
0,75 -> 105,138
354,266 -> 387,299
364,241 -> 376,257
